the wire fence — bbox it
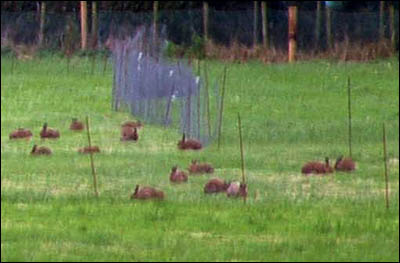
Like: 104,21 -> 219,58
109,26 -> 223,145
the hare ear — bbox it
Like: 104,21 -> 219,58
134,184 -> 140,194
325,157 -> 330,164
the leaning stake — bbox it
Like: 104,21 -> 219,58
86,115 -> 99,197
347,76 -> 352,158
217,65 -> 227,150
383,123 -> 389,209
238,112 -> 246,203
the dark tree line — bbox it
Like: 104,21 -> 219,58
1,1 -> 398,13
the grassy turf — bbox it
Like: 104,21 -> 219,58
1,54 -> 399,262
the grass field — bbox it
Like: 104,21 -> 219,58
1,53 -> 399,262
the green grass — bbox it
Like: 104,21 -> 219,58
1,54 -> 399,262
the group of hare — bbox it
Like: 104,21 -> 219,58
132,160 -> 248,201
9,118 -> 248,200
9,118 -> 111,155
9,118 -> 355,201
301,156 -> 356,174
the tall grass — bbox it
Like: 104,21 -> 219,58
1,53 -> 399,262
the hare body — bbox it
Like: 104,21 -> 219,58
31,145 -> 52,155
301,157 -> 333,175
335,156 -> 356,172
40,123 -> 60,139
204,178 -> 230,194
70,118 -> 84,131
9,128 -> 32,139
178,133 -> 202,150
170,166 -> 188,183
131,185 -> 164,200
188,160 -> 214,174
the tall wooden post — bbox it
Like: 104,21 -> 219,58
379,1 -> 385,41
261,1 -> 268,48
288,5 -> 298,63
91,1 -> 98,49
325,3 -> 332,50
315,1 -> 321,49
38,1 -> 46,47
203,2 -> 209,43
80,1 -> 88,50
253,1 -> 259,47
153,1 -> 159,44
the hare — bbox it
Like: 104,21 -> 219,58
131,185 -> 165,200
70,118 -> 84,131
226,181 -> 248,198
301,157 -> 333,175
188,160 -> 214,174
9,128 -> 32,139
204,178 -> 230,194
177,133 -> 202,150
334,155 -> 356,172
170,166 -> 188,183
40,123 -> 60,139
31,144 -> 52,155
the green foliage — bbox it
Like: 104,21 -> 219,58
1,56 -> 399,262
164,35 -> 206,59
185,35 -> 206,59
164,40 -> 186,58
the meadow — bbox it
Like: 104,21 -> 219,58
1,53 -> 399,262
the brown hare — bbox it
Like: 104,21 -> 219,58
334,155 -> 356,172
301,157 -> 333,175
188,160 -> 214,174
131,185 -> 165,200
204,178 -> 230,194
177,133 -> 202,150
31,144 -> 52,155
70,118 -> 84,131
9,128 -> 32,140
40,123 -> 60,139
170,166 -> 188,183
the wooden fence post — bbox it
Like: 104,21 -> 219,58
288,5 -> 298,63
80,1 -> 88,50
